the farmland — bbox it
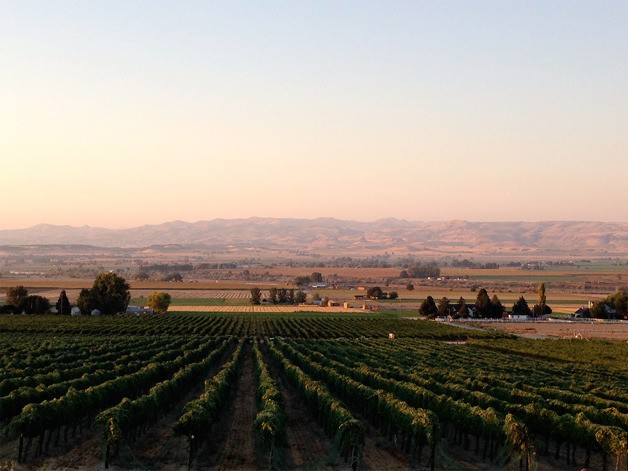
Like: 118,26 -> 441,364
0,314 -> 626,471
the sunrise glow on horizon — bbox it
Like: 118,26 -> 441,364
2,1 -> 627,230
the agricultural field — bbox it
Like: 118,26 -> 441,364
471,320 -> 628,341
0,314 -> 626,471
0,277 -> 614,316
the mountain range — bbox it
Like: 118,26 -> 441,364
1,218 -> 627,257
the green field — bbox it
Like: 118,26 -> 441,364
0,314 -> 625,471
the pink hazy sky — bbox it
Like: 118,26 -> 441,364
1,1 -> 627,229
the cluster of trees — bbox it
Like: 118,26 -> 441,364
1,286 -> 51,314
0,273 -> 173,316
288,256 -> 394,268
1,287 -> 72,315
161,273 -> 184,282
399,262 -> 440,279
449,259 -> 499,269
77,272 -> 131,315
250,287 -> 307,305
419,284 -> 551,319
294,272 -> 324,286
366,287 -> 398,300
587,288 -> 628,319
196,262 -> 238,269
135,271 -> 184,282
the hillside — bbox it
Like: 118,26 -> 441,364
0,218 -> 627,257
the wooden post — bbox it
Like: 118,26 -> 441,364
17,434 -> 24,464
187,436 -> 194,470
105,443 -> 110,469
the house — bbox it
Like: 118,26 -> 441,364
509,313 -> 529,321
310,282 -> 328,289
446,303 -> 477,318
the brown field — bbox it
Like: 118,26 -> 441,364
472,320 -> 628,341
0,276 -> 611,316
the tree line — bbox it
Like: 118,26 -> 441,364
249,288 -> 307,305
1,273 -> 172,315
419,284 -> 551,319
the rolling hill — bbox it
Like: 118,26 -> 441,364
1,218 -> 627,257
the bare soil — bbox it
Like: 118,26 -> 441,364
195,342 -> 258,471
474,320 -> 628,341
264,345 -> 335,470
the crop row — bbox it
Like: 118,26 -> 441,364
0,314 -> 505,339
280,338 -> 627,470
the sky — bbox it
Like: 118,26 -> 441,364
1,1 -> 627,229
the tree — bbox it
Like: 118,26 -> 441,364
419,296 -> 438,318
277,288 -> 288,304
532,303 -> 552,317
512,296 -> 532,316
537,282 -> 546,320
162,273 -> 183,282
456,297 -> 469,318
79,272 -> 131,315
147,291 -> 171,314
399,270 -> 409,278
408,262 -> 440,278
607,288 -> 628,319
20,295 -> 50,314
490,295 -> 504,318
268,288 -> 278,304
250,287 -> 262,305
366,287 -> 384,300
134,271 -> 150,281
295,276 -> 311,286
474,289 -> 492,318
310,272 -> 323,283
0,304 -> 19,314
76,288 -> 94,314
6,286 -> 28,308
405,283 -> 414,291
295,290 -> 307,304
388,291 -> 398,300
437,297 -> 450,316
589,301 -> 606,319
55,290 -> 71,315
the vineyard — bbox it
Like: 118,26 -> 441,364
0,314 -> 626,471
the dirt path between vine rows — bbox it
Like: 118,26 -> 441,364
194,342 -> 258,470
263,343 -> 335,470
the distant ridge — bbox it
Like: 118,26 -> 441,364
1,218 -> 627,256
